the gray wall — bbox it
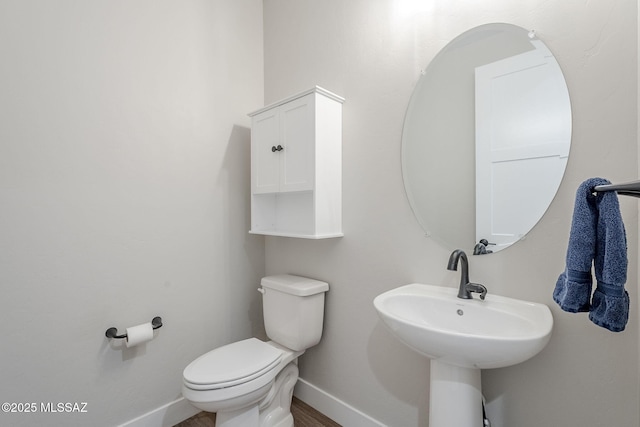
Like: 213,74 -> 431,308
263,1 -> 639,426
0,1 -> 264,426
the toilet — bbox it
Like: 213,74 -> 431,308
182,274 -> 329,427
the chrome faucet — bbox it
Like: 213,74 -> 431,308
447,249 -> 487,300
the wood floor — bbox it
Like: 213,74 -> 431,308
174,397 -> 341,427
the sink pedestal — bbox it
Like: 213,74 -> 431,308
429,360 -> 483,427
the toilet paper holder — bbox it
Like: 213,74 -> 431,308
105,316 -> 163,339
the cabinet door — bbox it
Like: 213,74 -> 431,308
279,95 -> 314,192
251,109 -> 280,194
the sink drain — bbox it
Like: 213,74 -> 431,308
457,309 -> 464,316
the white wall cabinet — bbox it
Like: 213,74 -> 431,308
248,86 -> 344,238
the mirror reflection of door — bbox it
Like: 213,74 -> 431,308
401,24 -> 572,253
474,40 -> 571,252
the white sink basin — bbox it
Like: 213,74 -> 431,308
373,283 -> 553,369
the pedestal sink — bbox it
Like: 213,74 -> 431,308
373,283 -> 553,427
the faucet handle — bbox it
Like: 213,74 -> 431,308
465,283 -> 487,300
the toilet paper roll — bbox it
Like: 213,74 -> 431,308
125,322 -> 154,348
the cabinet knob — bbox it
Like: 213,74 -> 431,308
271,145 -> 284,152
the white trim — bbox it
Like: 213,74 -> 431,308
118,397 -> 200,427
118,379 -> 386,427
248,86 -> 345,117
294,378 -> 387,427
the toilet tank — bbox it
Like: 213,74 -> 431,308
260,274 -> 329,351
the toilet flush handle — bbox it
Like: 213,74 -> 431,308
257,287 -> 265,295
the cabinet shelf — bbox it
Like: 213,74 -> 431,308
248,230 -> 344,239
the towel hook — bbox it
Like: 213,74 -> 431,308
592,179 -> 640,198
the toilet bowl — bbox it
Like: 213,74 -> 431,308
182,338 -> 303,427
182,275 -> 329,427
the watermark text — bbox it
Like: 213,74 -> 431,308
2,402 -> 88,413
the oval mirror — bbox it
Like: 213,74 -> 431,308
402,23 -> 571,254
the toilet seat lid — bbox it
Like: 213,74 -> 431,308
183,338 -> 282,390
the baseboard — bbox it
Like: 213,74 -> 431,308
118,396 -> 200,427
119,379 -> 385,427
294,378 -> 387,427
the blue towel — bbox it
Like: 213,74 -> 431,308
589,185 -> 628,332
553,178 -> 629,332
553,178 -> 602,312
